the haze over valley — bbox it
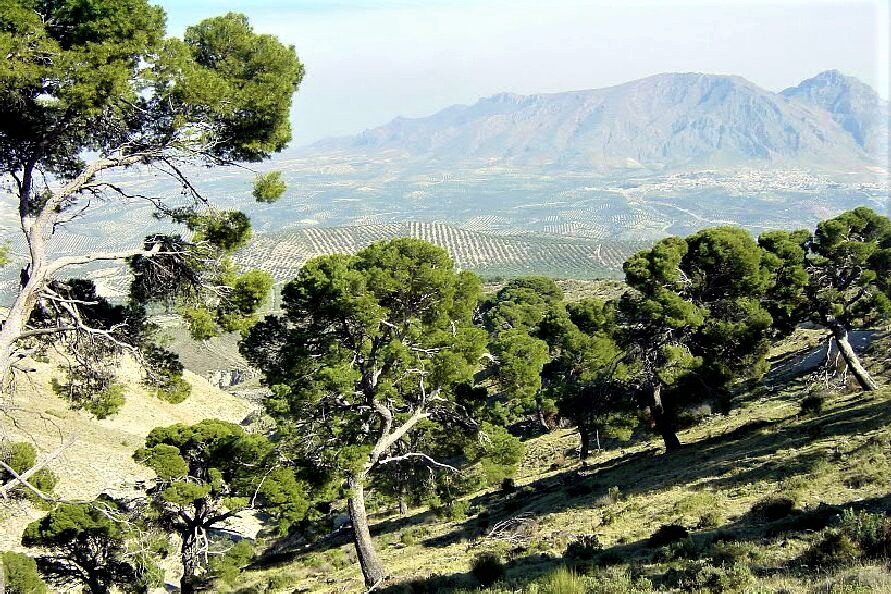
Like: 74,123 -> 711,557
1,71 -> 888,300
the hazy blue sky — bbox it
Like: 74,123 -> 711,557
156,0 -> 890,146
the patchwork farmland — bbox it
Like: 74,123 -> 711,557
233,222 -> 648,281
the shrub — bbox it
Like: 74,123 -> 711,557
674,491 -> 718,514
50,378 -> 126,419
655,537 -> 701,562
471,552 -> 505,587
663,560 -> 752,593
265,572 -> 300,592
206,540 -> 254,586
804,531 -> 860,567
588,567 -> 653,594
433,498 -> 470,522
708,540 -> 759,567
600,507 -> 619,526
564,534 -> 603,562
539,566 -> 587,594
648,524 -> 689,547
0,441 -> 57,501
839,509 -> 891,559
698,511 -> 725,529
400,526 -> 430,547
325,547 -> 349,570
749,496 -> 795,522
0,551 -> 48,594
154,375 -> 191,404
800,393 -> 825,415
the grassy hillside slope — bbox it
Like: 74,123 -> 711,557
0,357 -> 256,552
232,332 -> 891,594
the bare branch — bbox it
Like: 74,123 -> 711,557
0,439 -> 76,500
375,452 -> 457,472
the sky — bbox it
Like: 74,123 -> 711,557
156,0 -> 890,147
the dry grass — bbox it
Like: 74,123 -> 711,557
0,356 -> 255,551
232,332 -> 891,593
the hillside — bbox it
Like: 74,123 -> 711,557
0,357 -> 256,552
230,330 -> 891,593
309,71 -> 888,172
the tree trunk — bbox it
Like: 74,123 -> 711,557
832,325 -> 878,391
536,407 -> 550,432
348,475 -> 386,588
85,576 -> 109,594
649,384 -> 681,453
397,482 -> 408,516
577,424 -> 591,461
0,241 -> 47,393
180,529 -> 200,594
0,167 -> 48,395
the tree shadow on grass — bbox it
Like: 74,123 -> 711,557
378,492 -> 891,593
420,393 -> 891,550
253,391 -> 889,572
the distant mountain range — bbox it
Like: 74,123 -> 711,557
308,71 -> 889,172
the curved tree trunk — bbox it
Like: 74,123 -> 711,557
831,325 -> 878,391
649,384 -> 681,453
535,406 -> 550,432
0,233 -> 47,393
348,475 -> 386,588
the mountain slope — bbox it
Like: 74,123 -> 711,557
782,69 -> 890,161
310,72 -> 885,171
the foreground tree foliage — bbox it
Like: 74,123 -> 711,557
0,551 -> 48,594
0,1 -> 303,398
241,238 -> 488,587
620,228 -> 774,451
133,419 -> 310,594
21,499 -> 150,594
760,207 -> 891,390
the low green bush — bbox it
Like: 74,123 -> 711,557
749,496 -> 796,522
648,524 -> 689,547
564,534 -> 603,562
839,509 -> 891,560
655,536 -> 701,562
800,393 -> 825,415
804,532 -> 860,567
0,441 -> 58,502
698,510 -> 725,529
400,525 -> 431,546
0,551 -> 48,594
587,566 -> 653,594
471,551 -> 505,587
708,539 -> 760,567
663,560 -> 753,593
